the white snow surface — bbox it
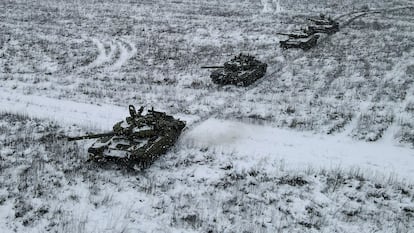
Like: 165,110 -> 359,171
185,118 -> 414,182
2,89 -> 414,182
0,88 -> 126,130
2,1 -> 414,232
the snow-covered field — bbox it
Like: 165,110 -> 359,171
1,0 -> 414,232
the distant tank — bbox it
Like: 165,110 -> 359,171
307,14 -> 339,34
67,105 -> 186,168
280,34 -> 320,50
201,54 -> 267,87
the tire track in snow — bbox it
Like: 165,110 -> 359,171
81,37 -> 136,72
78,38 -> 117,73
338,5 -> 414,28
106,39 -> 137,71
86,38 -> 113,68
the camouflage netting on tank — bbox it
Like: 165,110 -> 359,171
210,54 -> 267,87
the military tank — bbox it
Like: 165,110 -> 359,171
280,34 -> 320,50
307,14 -> 339,34
201,54 -> 267,87
67,105 -> 186,168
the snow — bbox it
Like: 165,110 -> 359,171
0,87 -> 125,130
2,87 -> 413,181
1,0 -> 414,232
83,38 -> 113,69
107,39 -> 137,71
184,118 -> 414,181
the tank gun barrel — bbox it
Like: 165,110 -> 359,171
67,132 -> 116,141
200,66 -> 225,69
276,32 -> 291,36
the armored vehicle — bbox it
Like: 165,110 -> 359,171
280,34 -> 320,50
201,54 -> 267,87
68,105 -> 186,168
307,14 -> 339,34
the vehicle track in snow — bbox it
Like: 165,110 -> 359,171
83,38 -> 115,69
80,37 -> 136,72
337,5 -> 414,28
106,39 -> 137,71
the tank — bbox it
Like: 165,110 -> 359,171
201,54 -> 267,87
280,34 -> 320,50
67,105 -> 186,168
307,14 -> 339,34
